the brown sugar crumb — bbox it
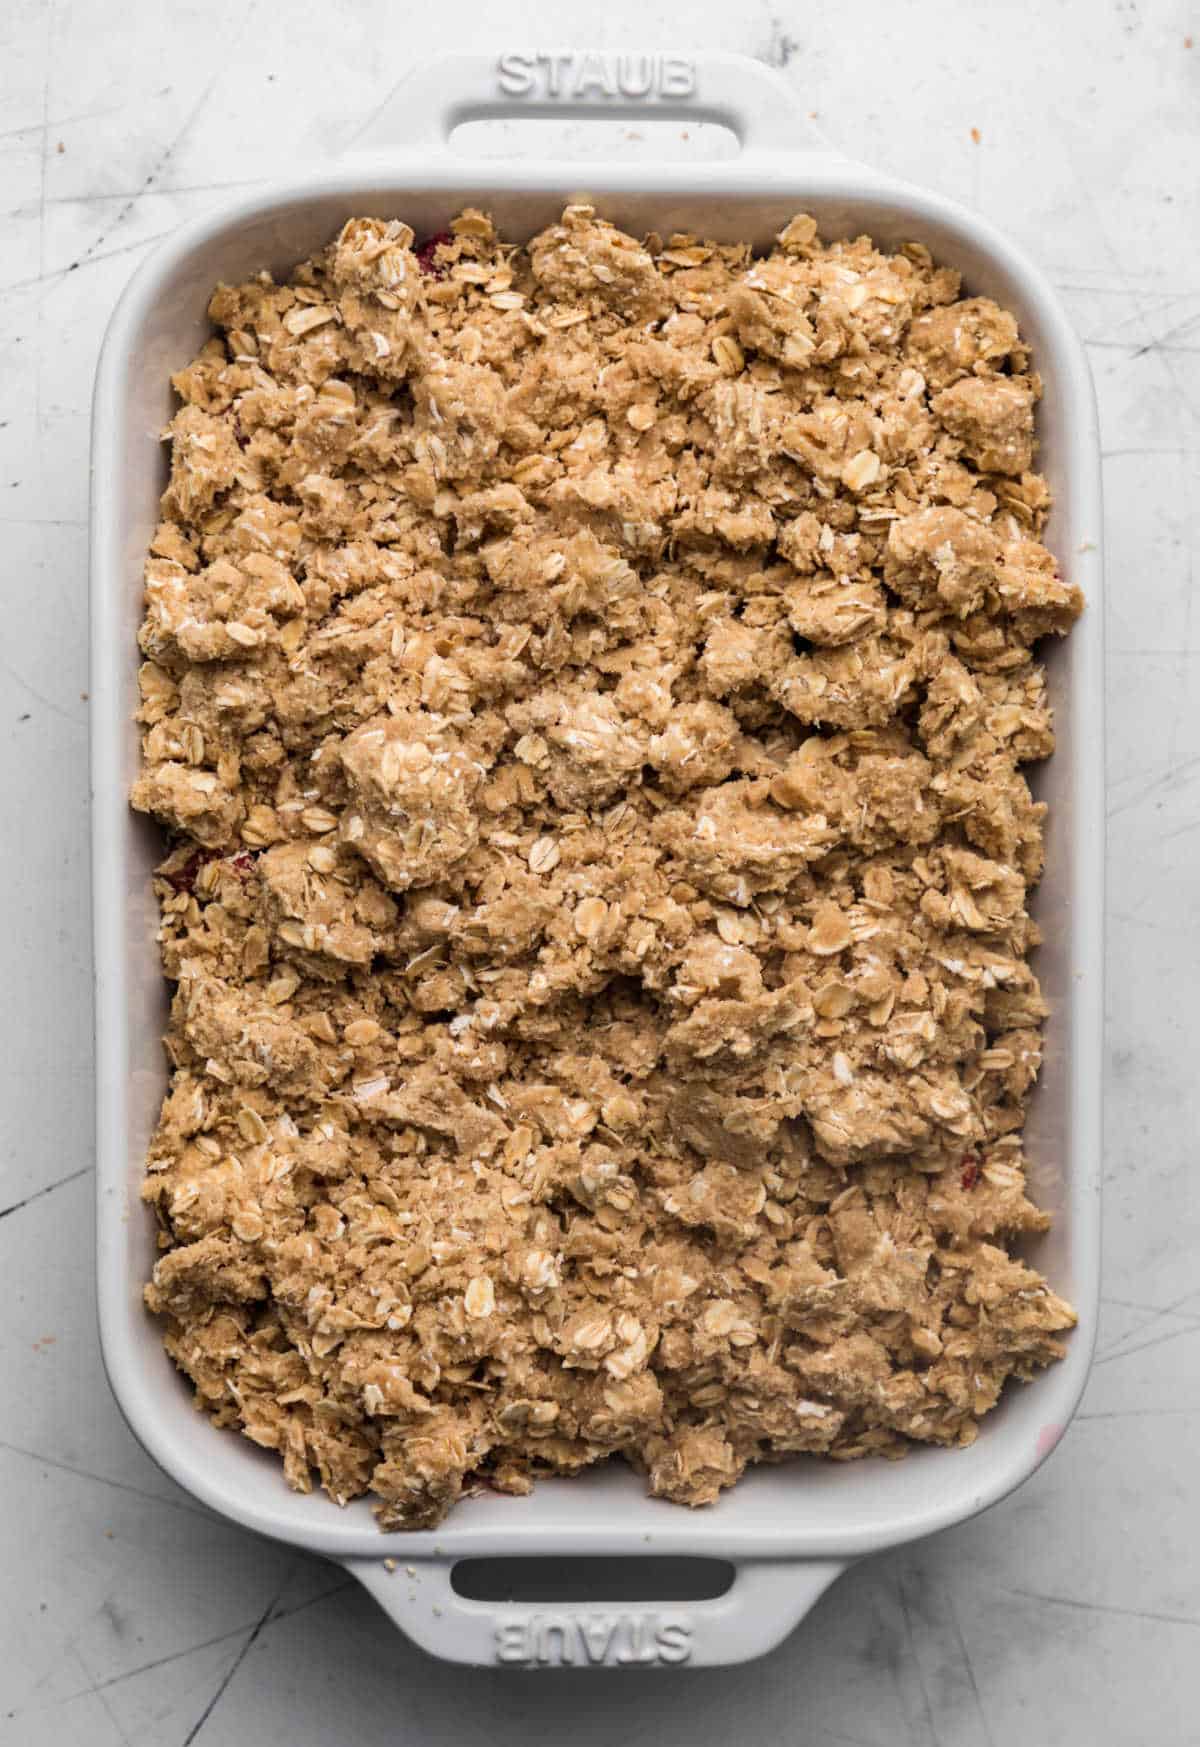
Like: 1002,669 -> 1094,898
133,204 -> 1081,1530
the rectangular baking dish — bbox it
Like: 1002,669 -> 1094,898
91,51 -> 1104,1669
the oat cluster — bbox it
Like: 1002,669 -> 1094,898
134,205 -> 1080,1529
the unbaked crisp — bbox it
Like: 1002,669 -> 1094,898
133,206 -> 1080,1529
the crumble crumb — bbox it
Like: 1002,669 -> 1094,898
134,204 -> 1080,1530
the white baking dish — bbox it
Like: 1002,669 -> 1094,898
91,52 -> 1104,1668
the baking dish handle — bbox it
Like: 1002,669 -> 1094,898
343,1553 -> 845,1667
349,50 -> 832,162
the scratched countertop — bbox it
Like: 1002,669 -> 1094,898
2,1 -> 1198,1742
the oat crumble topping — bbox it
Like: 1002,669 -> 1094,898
133,205 -> 1081,1529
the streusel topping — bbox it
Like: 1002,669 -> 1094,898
134,206 -> 1080,1529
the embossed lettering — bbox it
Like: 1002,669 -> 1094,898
615,1615 -> 659,1666
536,1620 -> 575,1665
495,1609 -> 695,1666
656,1620 -> 693,1664
496,53 -> 535,97
578,1616 -> 619,1664
535,52 -> 572,98
494,1621 -> 530,1664
616,54 -> 654,97
495,52 -> 697,104
574,52 -> 616,98
660,55 -> 696,98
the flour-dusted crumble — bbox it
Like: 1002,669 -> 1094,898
133,206 -> 1080,1529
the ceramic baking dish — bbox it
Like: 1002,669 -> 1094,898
91,51 -> 1104,1668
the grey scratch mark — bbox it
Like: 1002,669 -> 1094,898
1059,285 -> 1200,307
1085,337 -> 1200,356
68,1644 -> 134,1747
10,175 -> 266,212
946,1606 -> 995,1747
1103,1293 -> 1196,1315
1046,262 -> 1194,287
1107,908 -> 1172,934
0,1162 -> 92,1221
0,515 -> 86,527
43,1580 -> 354,1710
0,657 -> 85,729
35,0 -> 51,500
1102,1285 -> 1200,1330
1094,1320 -> 1200,1368
1095,1294 -> 1200,1346
0,120 -> 49,144
0,228 -> 175,299
810,1728 -> 884,1747
1000,1587 -> 1200,1630
1085,286 -> 1200,345
1107,749 -> 1200,794
1106,751 -> 1200,819
1094,1286 -> 1200,1361
1171,549 -> 1194,767
181,1577 -> 288,1747
1049,118 -> 1200,428
1076,1407 -> 1199,1421
1133,306 -> 1200,357
70,1 -> 260,282
73,1630 -> 252,1704
0,102 -> 128,144
1100,445 -> 1197,460
0,1439 -> 220,1523
274,1575 -> 355,1621
896,1577 -> 941,1747
1107,904 -> 1175,932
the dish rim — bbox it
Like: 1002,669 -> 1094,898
91,136 -> 1104,1570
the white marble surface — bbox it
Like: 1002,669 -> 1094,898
2,0 -> 1198,1739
